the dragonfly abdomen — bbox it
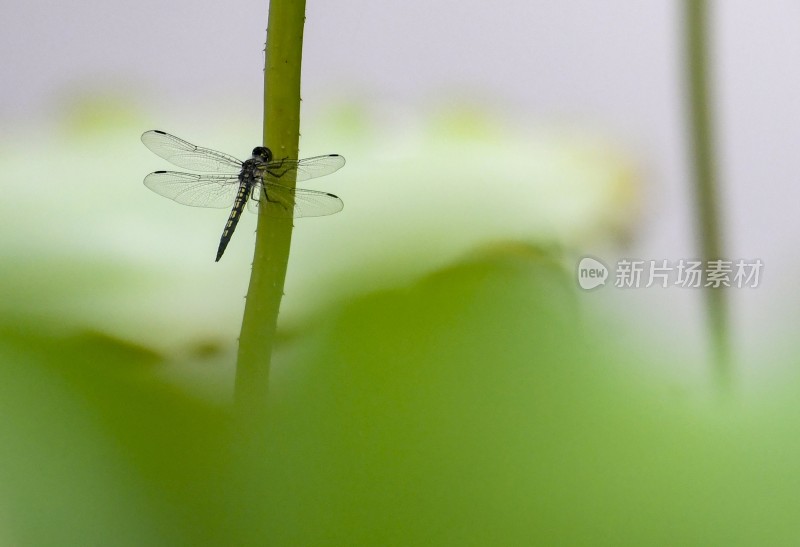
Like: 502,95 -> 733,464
215,181 -> 251,262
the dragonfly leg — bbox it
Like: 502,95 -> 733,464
261,188 -> 290,214
266,157 -> 291,179
264,190 -> 279,204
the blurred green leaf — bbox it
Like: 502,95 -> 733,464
3,244 -> 800,545
0,326 -> 232,546
256,245 -> 800,546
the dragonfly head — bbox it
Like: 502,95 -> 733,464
252,146 -> 273,163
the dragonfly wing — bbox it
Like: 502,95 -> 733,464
144,171 -> 240,208
141,130 -> 243,173
259,183 -> 344,218
265,154 -> 346,183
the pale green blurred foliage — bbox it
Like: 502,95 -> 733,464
258,247 -> 800,546
0,96 -> 636,351
2,98 -> 798,545
4,247 -> 800,545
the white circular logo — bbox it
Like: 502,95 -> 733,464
577,257 -> 608,290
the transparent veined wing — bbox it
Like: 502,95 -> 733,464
141,130 -> 243,173
248,183 -> 344,218
264,154 -> 346,183
144,171 -> 241,208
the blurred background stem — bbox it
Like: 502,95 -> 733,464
235,0 -> 306,421
683,0 -> 731,392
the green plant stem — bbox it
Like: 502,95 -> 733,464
684,0 -> 731,391
235,0 -> 307,420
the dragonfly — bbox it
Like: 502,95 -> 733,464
141,130 -> 346,261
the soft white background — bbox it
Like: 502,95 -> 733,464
2,1 -> 797,386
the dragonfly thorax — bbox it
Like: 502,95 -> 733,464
239,158 -> 262,185
251,146 -> 273,163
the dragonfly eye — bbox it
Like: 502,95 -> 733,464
252,146 -> 272,162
